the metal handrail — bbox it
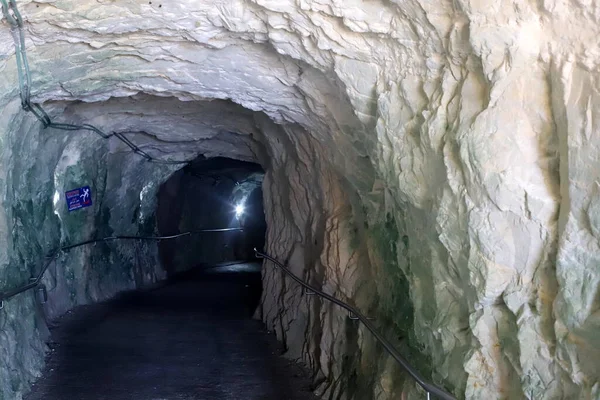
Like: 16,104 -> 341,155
254,249 -> 456,400
0,228 -> 244,306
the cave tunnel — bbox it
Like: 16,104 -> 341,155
156,156 -> 267,274
1,1 -> 599,400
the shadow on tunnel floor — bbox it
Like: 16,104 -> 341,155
25,262 -> 317,400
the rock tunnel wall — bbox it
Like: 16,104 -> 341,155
0,97 -> 169,397
0,1 -> 599,399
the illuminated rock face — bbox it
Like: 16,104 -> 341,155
0,1 -> 599,399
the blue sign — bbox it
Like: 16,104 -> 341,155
65,186 -> 92,212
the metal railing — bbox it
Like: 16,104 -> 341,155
0,235 -> 455,399
0,228 -> 244,308
254,249 -> 456,400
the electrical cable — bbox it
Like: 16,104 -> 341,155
1,0 -> 193,165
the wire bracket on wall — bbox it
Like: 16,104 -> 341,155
348,311 -> 375,321
0,0 -> 194,166
253,248 -> 264,259
36,285 -> 48,304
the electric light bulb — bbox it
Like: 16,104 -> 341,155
235,204 -> 244,217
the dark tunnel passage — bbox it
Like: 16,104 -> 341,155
23,157 -> 317,400
156,157 -> 267,275
24,264 -> 319,400
24,264 -> 318,400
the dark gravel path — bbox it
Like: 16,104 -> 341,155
25,263 -> 317,400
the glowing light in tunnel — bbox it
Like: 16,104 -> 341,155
235,204 -> 245,218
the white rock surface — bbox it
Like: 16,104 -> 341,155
0,0 -> 599,399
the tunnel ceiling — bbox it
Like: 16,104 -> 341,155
184,157 -> 264,185
1,1 -> 599,400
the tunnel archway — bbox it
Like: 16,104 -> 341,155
3,1 -> 597,399
0,3 -> 438,397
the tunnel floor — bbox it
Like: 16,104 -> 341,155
25,263 -> 317,400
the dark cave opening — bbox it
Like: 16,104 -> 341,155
155,156 -> 266,276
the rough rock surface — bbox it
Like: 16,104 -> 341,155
0,1 -> 599,399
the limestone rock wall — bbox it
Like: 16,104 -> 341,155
0,98 -> 170,399
0,1 -> 599,399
